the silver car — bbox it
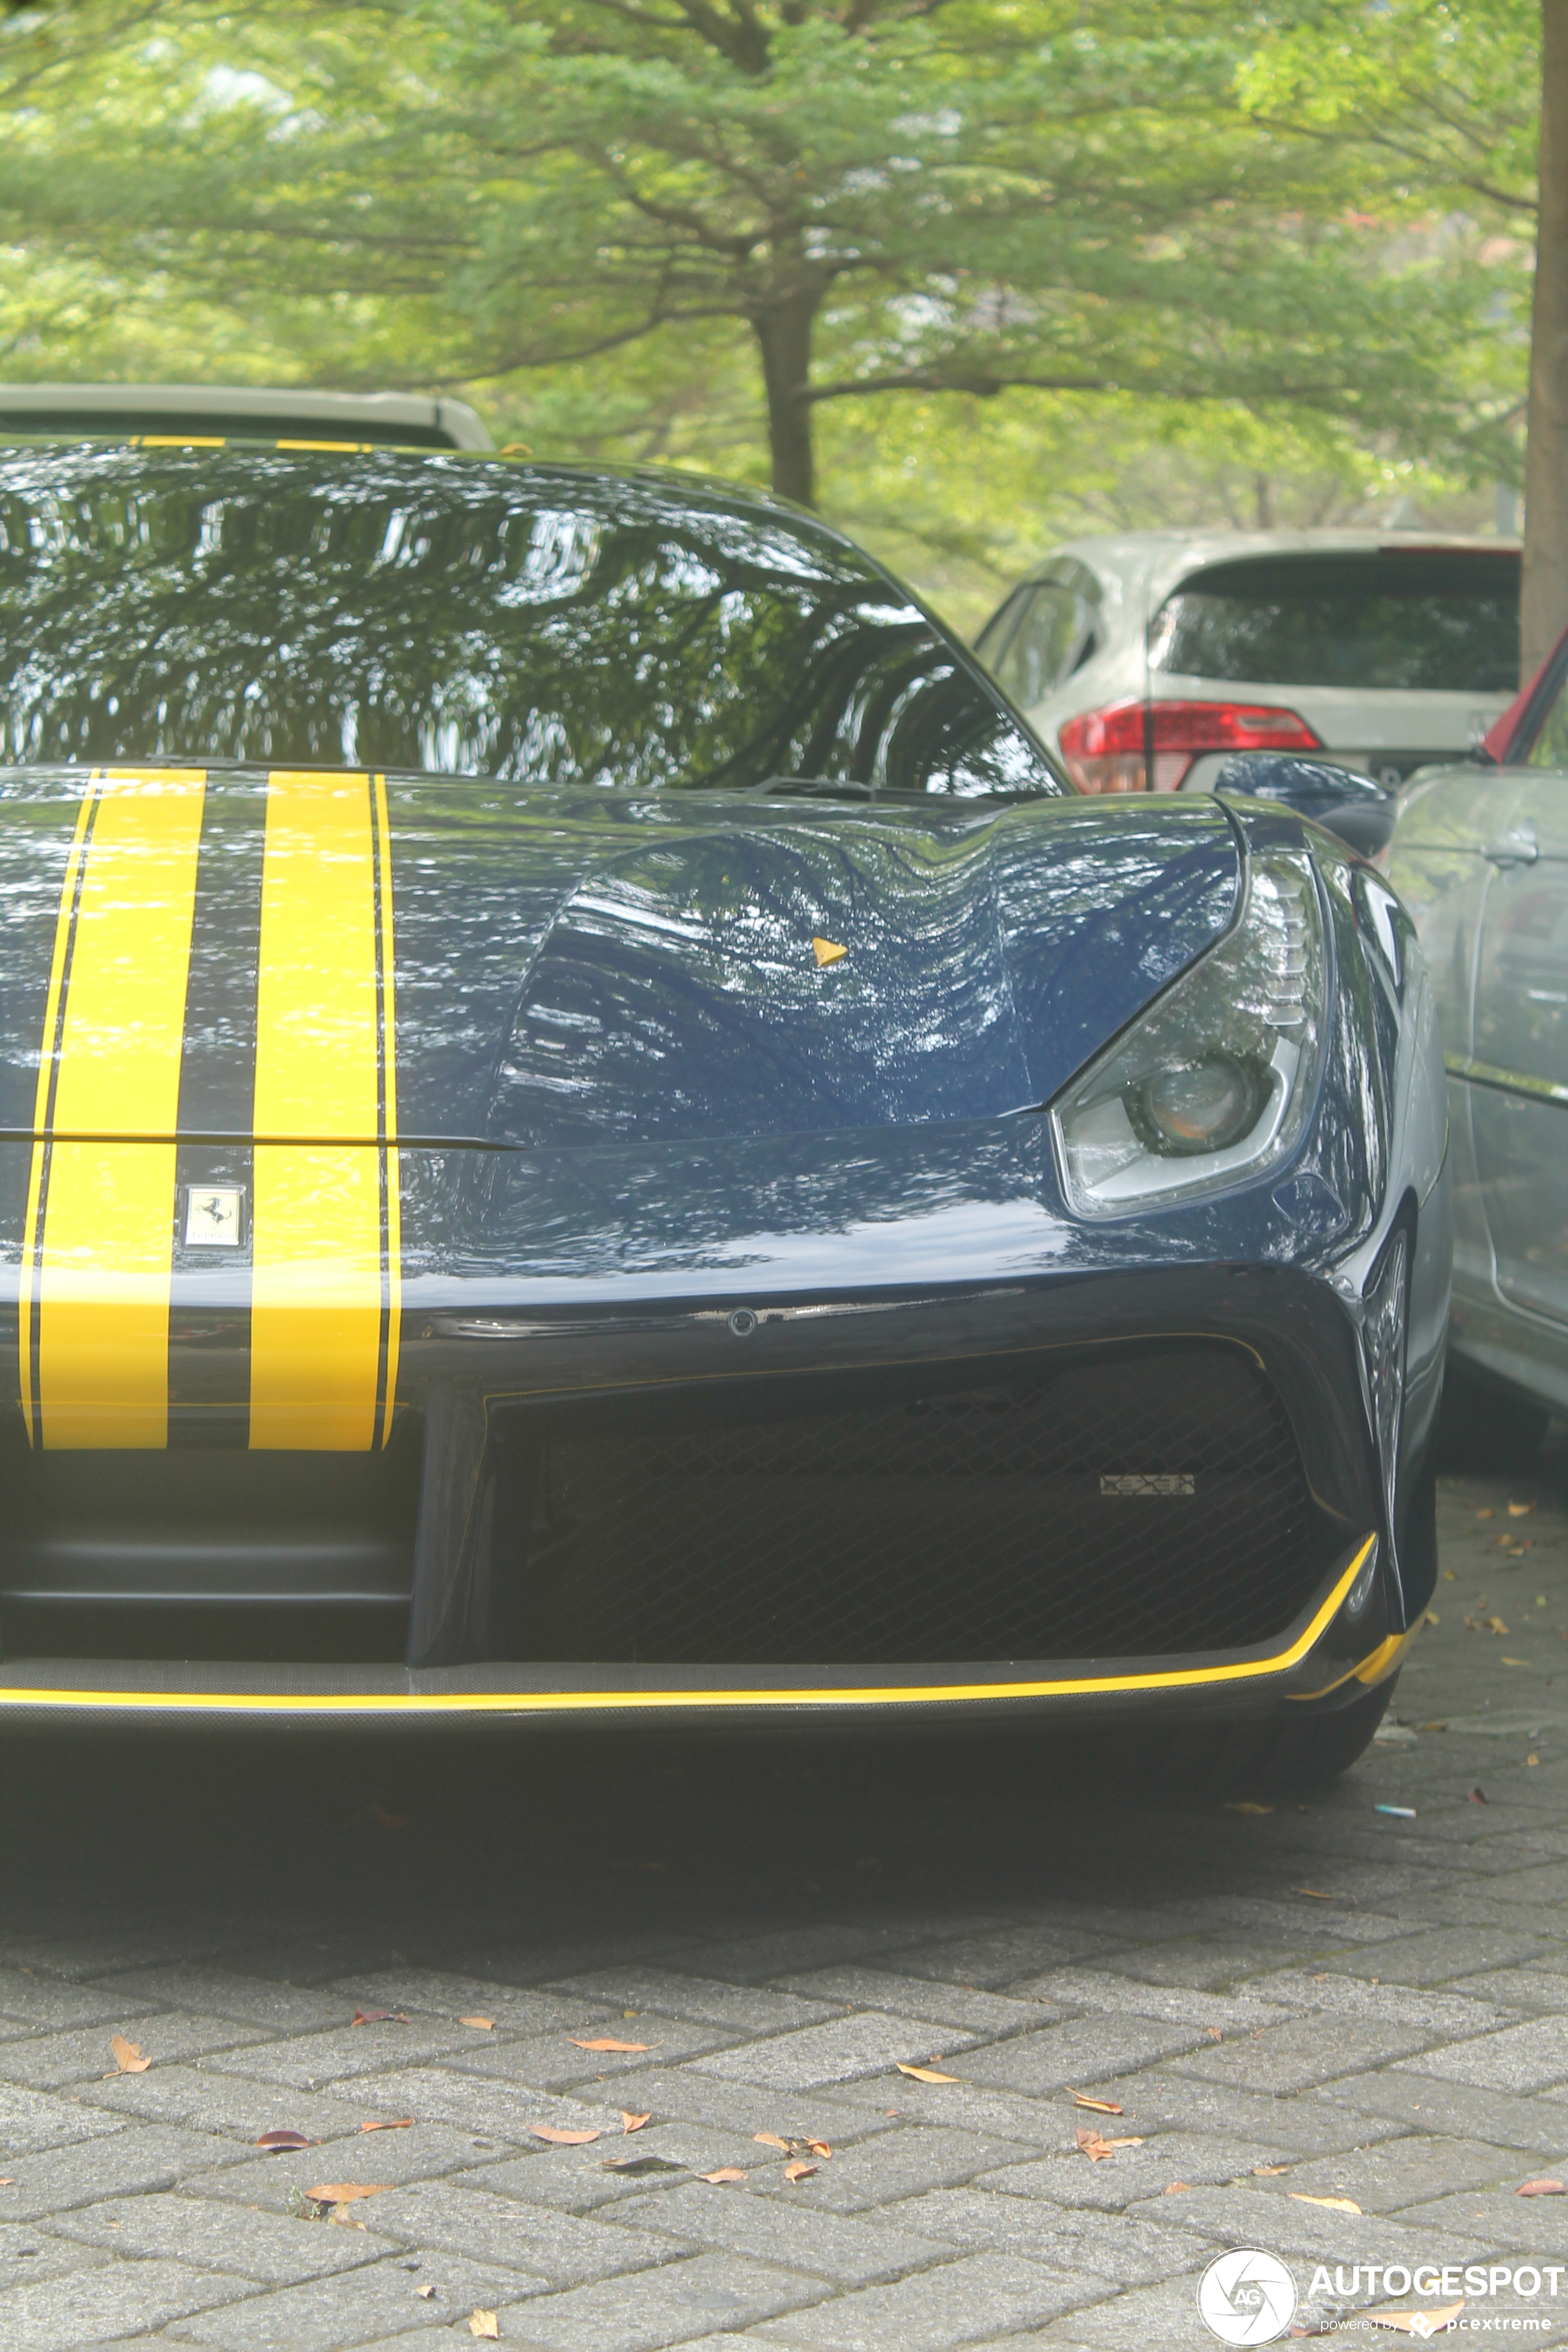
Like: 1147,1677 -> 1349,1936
975,529 -> 1519,796
1385,640 -> 1568,1449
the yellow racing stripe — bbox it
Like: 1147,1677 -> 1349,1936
373,772 -> 401,1445
249,770 -> 396,1449
30,771 -> 207,1448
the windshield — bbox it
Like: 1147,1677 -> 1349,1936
1149,551 -> 1519,694
0,449 -> 1053,798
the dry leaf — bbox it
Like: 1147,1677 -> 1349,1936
784,2160 -> 817,2183
351,2008 -> 408,2027
1469,1786 -> 1489,1804
1164,2181 -> 1190,2194
1070,2091 -> 1123,2114
620,2112 -> 650,2134
1074,2125 -> 1141,2159
0,2179 -> 13,2187
895,2062 -> 957,2083
811,936 -> 848,967
459,2016 -> 494,2031
257,2129 -> 315,2150
307,2183 -> 391,2204
1509,1500 -> 1536,1516
601,2154 -> 685,2175
1517,2178 -> 1566,2196
1253,2164 -> 1290,2177
1477,1508 -> 1495,1519
359,2118 -> 413,2134
469,2312 -> 499,2342
806,2139 -> 833,2159
1224,1800 -> 1272,1815
698,2167 -> 748,2184
569,2037 -> 650,2053
754,2132 -> 791,2151
1292,1887 -> 1340,1900
529,2125 -> 601,2146
415,2283 -> 436,2300
1204,2026 -> 1224,2041
1289,2191 -> 1362,2214
1367,2303 -> 1464,2336
110,2035 -> 150,2074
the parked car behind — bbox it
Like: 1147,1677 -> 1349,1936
1384,629 -> 1568,1454
975,530 -> 1520,798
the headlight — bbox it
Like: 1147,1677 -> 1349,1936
1051,851 -> 1327,1216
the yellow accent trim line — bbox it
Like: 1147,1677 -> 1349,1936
1353,1629 -> 1414,1685
27,772 -> 206,1448
0,1537 -> 1377,1716
249,771 -> 395,1450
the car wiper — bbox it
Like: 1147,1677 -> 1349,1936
744,774 -> 877,800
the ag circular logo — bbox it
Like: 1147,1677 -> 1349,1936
1197,2250 -> 1297,2345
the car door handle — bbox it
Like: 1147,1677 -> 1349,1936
1483,825 -> 1540,866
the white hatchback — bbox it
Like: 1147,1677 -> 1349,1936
975,529 -> 1520,797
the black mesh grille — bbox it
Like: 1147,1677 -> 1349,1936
517,1347 -> 1325,1665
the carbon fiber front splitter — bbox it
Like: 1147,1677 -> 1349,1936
0,1533 -> 1411,1730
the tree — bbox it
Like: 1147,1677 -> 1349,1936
0,0 -> 1524,507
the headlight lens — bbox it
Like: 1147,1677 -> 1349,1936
1051,852 -> 1327,1216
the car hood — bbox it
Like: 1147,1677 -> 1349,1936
0,767 -> 1239,1150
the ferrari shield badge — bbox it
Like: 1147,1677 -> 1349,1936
183,1186 -> 244,1247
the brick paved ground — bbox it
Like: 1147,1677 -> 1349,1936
0,1449 -> 1565,2350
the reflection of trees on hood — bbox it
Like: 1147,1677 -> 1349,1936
0,451 -> 1037,794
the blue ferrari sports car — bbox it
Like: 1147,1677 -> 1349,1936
0,445 -> 1448,1780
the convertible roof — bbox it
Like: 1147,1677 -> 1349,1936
0,382 -> 493,451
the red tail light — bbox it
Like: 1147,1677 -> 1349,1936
1057,700 -> 1322,794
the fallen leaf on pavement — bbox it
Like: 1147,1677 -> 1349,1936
530,2125 -> 601,2146
1290,2192 -> 1362,2214
806,2140 -> 833,2159
359,2119 -> 413,2133
109,2035 -> 150,2074
307,2184 -> 391,2204
569,2037 -> 650,2053
1517,2179 -> 1566,2197
351,2008 -> 409,2027
753,2133 -> 828,2159
601,2154 -> 685,2174
1509,1501 -> 1536,1516
1367,2301 -> 1464,2335
0,2179 -> 14,2187
1070,2092 -> 1123,2114
257,2129 -> 315,2150
1164,2181 -> 1190,2194
1204,2027 -> 1224,2040
698,2168 -> 748,2184
459,2016 -> 494,2031
1469,1787 -> 1489,1804
1224,1800 -> 1272,1814
469,2312 -> 499,2341
784,2160 -> 817,2183
895,2062 -> 957,2083
1503,1658 -> 1529,1667
620,2112 -> 650,2133
1253,2165 -> 1290,2177
415,2284 -> 436,2300
1292,1887 -> 1340,1900
1477,1508 -> 1495,1519
1076,2126 -> 1144,2160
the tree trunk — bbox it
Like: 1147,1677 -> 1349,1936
1522,0 -> 1568,678
754,286 -> 818,507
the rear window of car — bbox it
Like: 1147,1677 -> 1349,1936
1148,551 -> 1519,693
0,449 -> 1053,798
